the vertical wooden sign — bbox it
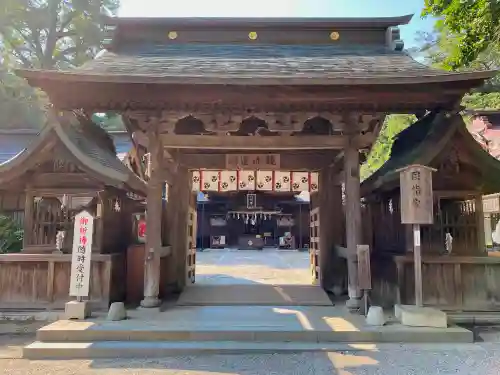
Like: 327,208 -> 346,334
357,245 -> 372,290
398,164 -> 436,225
397,164 -> 436,307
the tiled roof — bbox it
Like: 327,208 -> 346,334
75,44 -> 454,81
0,131 -> 132,164
0,126 -> 145,195
61,125 -> 133,177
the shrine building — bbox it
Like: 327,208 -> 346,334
10,14 -> 498,311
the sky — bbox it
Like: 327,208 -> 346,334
118,0 -> 436,48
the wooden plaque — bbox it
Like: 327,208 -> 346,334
226,154 -> 280,170
398,164 -> 436,225
357,245 -> 372,290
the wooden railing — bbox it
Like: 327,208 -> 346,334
0,253 -> 125,310
371,254 -> 500,311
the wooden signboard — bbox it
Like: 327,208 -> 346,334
69,210 -> 94,297
397,164 -> 436,307
246,193 -> 257,209
357,245 -> 372,290
226,154 -> 280,170
398,164 -> 436,225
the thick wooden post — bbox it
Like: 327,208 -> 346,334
140,130 -> 163,308
167,167 -> 191,292
162,182 -> 177,292
318,167 -> 336,290
475,195 -> 486,253
177,168 -> 191,291
344,138 -> 362,309
22,185 -> 34,250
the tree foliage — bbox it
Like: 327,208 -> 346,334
361,115 -> 416,180
0,0 -> 119,129
0,215 -> 23,254
422,0 -> 500,70
0,67 -> 47,129
1,0 -> 119,69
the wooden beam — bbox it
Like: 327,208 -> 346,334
159,134 -> 374,150
177,152 -> 338,170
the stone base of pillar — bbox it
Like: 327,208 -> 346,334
346,297 -> 362,312
140,296 -> 161,308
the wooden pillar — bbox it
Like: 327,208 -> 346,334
484,213 -> 492,248
344,137 -> 362,309
318,167 -> 336,290
22,186 -> 34,250
162,182 -> 179,293
140,130 -> 163,308
475,195 -> 486,253
168,167 -> 191,292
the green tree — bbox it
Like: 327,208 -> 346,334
422,0 -> 500,70
0,0 -> 119,129
0,0 -> 119,69
0,215 -> 23,254
0,67 -> 47,129
361,115 -> 416,179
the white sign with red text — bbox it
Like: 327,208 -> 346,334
69,210 -> 94,297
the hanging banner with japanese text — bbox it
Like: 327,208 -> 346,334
397,164 -> 436,225
69,210 -> 94,297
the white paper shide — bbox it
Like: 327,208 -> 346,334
69,210 -> 94,297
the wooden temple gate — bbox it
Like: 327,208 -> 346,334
17,15 -> 495,310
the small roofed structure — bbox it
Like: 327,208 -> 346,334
361,111 -> 500,311
0,111 -> 146,310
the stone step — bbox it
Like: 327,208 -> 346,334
36,325 -> 473,344
21,340 -> 475,360
23,341 -> 364,359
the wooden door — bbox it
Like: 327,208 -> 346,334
309,207 -> 320,285
186,205 -> 197,284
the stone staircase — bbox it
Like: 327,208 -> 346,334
23,305 -> 474,359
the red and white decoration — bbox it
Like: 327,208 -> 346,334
193,170 -> 319,193
238,170 -> 256,191
202,170 -> 220,191
220,170 -> 238,192
310,172 -> 319,192
274,171 -> 292,192
256,171 -> 274,191
291,172 -> 310,192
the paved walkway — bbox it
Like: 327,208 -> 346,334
181,248 -> 328,305
196,248 -> 311,285
2,339 -> 500,374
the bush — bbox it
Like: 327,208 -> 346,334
0,215 -> 23,253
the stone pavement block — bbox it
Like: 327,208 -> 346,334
65,301 -> 91,320
365,306 -> 386,326
107,302 -> 127,321
399,305 -> 447,328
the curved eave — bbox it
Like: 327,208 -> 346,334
104,14 -> 414,29
0,123 -> 147,197
52,122 -> 148,196
16,69 -> 497,86
0,126 -> 56,184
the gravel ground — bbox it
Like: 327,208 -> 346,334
1,339 -> 500,375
